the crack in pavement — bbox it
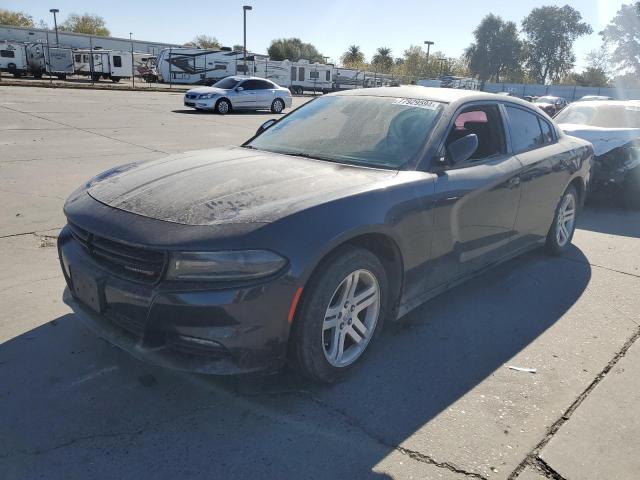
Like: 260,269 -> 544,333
0,104 -> 169,155
507,324 -> 640,480
0,228 -> 62,240
559,254 -> 640,280
530,457 -> 568,480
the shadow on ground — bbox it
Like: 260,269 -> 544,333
578,200 -> 640,238
0,247 -> 591,479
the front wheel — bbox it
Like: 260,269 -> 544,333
271,98 -> 285,114
545,185 -> 578,255
215,98 -> 230,114
289,248 -> 388,383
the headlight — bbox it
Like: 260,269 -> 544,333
165,250 -> 287,281
199,93 -> 217,99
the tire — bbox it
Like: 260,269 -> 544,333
545,184 -> 578,255
271,98 -> 285,114
215,98 -> 231,114
289,247 -> 389,383
111,76 -> 120,83
57,74 -> 67,80
621,166 -> 640,210
91,73 -> 101,82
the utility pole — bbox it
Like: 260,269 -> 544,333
243,5 -> 252,74
49,9 -> 59,44
130,33 -> 135,88
424,40 -> 434,78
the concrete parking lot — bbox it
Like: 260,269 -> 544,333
1,86 -> 639,480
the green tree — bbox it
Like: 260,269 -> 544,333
522,5 -> 592,84
563,68 -> 609,87
371,47 -> 393,73
601,2 -> 640,75
341,45 -> 365,67
232,44 -> 244,52
59,13 -> 110,36
267,38 -> 323,62
0,9 -> 35,27
184,35 -> 220,49
464,14 -> 523,82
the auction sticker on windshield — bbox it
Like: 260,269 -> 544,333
393,98 -> 440,110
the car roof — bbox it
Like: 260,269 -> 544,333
230,76 -> 274,82
330,86 -> 536,109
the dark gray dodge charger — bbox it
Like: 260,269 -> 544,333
59,87 -> 592,383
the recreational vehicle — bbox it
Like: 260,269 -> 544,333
26,43 -> 74,79
73,49 -> 132,82
0,41 -> 28,77
156,48 -> 261,85
253,59 -> 333,93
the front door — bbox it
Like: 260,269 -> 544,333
234,80 -> 258,109
423,103 -> 522,291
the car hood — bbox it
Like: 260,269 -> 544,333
86,147 -> 397,226
186,86 -> 227,96
558,123 -> 640,156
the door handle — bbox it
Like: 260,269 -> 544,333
508,177 -> 521,189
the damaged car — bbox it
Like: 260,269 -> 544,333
534,96 -> 568,117
555,100 -> 640,208
59,87 -> 591,383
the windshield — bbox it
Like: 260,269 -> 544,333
535,96 -> 557,104
213,77 -> 241,89
555,104 -> 640,128
247,95 -> 444,169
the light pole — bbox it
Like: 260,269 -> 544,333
49,8 -> 59,44
243,5 -> 252,74
130,33 -> 135,88
424,40 -> 434,78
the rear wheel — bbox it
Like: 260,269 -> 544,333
289,247 -> 388,383
271,98 -> 285,114
215,98 -> 231,114
111,76 -> 120,83
545,185 -> 578,255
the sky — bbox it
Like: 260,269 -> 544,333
7,0 -> 629,70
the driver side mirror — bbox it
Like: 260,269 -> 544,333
236,86 -> 244,92
446,134 -> 478,165
256,118 -> 277,135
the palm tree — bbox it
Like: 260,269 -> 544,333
372,47 -> 393,73
341,45 -> 365,67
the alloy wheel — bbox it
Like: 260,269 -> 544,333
556,191 -> 576,247
218,100 -> 229,114
322,269 -> 380,367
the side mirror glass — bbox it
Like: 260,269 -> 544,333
236,86 -> 244,92
447,134 -> 478,165
256,119 -> 277,135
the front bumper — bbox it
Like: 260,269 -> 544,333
58,225 -> 293,375
184,96 -> 217,109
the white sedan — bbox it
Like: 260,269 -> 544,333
184,76 -> 293,114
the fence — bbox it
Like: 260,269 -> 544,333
481,82 -> 640,101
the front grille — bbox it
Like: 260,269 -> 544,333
185,93 -> 198,99
68,223 -> 166,284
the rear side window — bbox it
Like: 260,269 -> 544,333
255,80 -> 273,89
506,106 -> 544,153
539,118 -> 554,144
1,50 -> 15,58
113,55 -> 122,67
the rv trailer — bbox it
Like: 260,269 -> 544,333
156,48 -> 262,85
73,49 -> 133,82
0,41 -> 28,77
26,43 -> 74,79
253,59 -> 333,93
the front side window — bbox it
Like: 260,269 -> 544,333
445,105 -> 505,160
1,50 -> 15,58
240,80 -> 261,90
113,55 -> 122,67
213,77 -> 241,89
506,106 -> 544,153
248,96 -> 444,169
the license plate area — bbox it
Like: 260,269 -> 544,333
71,267 -> 104,313
185,101 -> 195,107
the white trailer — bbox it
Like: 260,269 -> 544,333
26,43 -> 74,79
253,59 -> 332,94
156,47 -> 257,85
73,49 -> 132,82
0,41 -> 28,77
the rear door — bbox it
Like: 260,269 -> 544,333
505,104 -> 567,239
422,102 -> 523,291
253,79 -> 276,108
